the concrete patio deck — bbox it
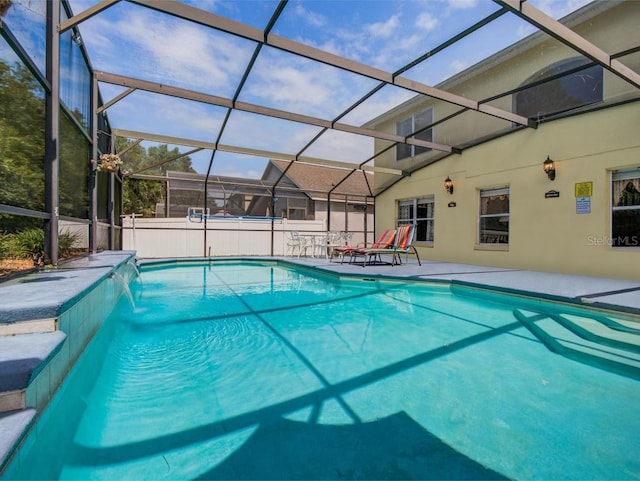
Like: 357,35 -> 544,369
285,256 -> 640,315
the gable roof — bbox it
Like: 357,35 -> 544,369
268,160 -> 374,201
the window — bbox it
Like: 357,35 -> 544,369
479,187 -> 509,244
285,197 -> 311,220
398,197 -> 434,242
396,108 -> 433,161
515,57 -> 603,121
611,169 -> 640,247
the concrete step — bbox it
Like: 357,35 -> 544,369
0,390 -> 24,413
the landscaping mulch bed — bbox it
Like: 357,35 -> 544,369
0,250 -> 89,280
0,258 -> 34,277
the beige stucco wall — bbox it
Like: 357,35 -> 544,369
375,102 -> 640,280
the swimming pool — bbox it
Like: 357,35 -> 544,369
4,260 -> 640,480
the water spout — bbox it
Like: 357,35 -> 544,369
126,258 -> 141,280
110,272 -> 136,309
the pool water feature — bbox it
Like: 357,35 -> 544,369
4,261 -> 639,480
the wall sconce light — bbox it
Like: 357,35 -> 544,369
543,156 -> 556,181
444,176 -> 454,194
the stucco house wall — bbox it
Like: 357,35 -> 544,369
369,2 -> 640,280
375,103 -> 639,280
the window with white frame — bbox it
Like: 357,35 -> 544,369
479,187 -> 509,244
398,197 -> 434,242
396,108 -> 433,161
611,169 -> 640,247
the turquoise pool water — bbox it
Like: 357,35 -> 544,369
5,261 -> 640,480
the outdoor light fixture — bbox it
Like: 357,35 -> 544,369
444,176 -> 454,194
543,156 -> 556,181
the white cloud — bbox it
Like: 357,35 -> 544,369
221,110 -> 322,155
243,47 -> 377,120
106,90 -> 225,142
119,11 -> 250,89
531,0 -> 592,19
448,0 -> 478,10
415,12 -> 439,31
304,130 -> 374,163
516,24 -> 536,39
213,161 -> 267,179
294,4 -> 327,27
449,59 -> 469,74
248,63 -> 335,115
80,7 -> 253,97
341,87 -> 415,127
367,14 -> 401,39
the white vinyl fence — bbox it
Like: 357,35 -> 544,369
121,216 -> 360,258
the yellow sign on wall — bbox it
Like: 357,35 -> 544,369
575,181 -> 593,197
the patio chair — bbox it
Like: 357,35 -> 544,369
325,231 -> 343,259
346,229 -> 397,266
391,224 -> 421,266
330,229 -> 396,264
286,231 -> 311,257
310,232 -> 332,258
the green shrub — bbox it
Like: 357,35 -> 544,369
1,228 -> 79,267
58,229 -> 80,258
0,232 -> 8,260
4,228 -> 45,266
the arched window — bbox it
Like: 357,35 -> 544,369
514,57 -> 603,121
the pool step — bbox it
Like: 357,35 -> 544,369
514,309 -> 640,380
0,318 -> 57,337
0,331 -> 67,413
0,408 -> 36,472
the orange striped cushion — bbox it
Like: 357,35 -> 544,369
395,225 -> 412,250
372,229 -> 396,249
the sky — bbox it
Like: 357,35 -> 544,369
20,0 -> 594,178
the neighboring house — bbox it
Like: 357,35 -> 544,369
158,161 -> 374,242
365,0 -> 640,280
259,159 -> 374,237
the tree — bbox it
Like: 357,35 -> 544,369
0,61 -> 46,233
116,138 -> 196,217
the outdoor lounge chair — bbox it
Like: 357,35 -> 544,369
347,229 -> 397,266
391,224 -> 421,266
330,229 -> 395,264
